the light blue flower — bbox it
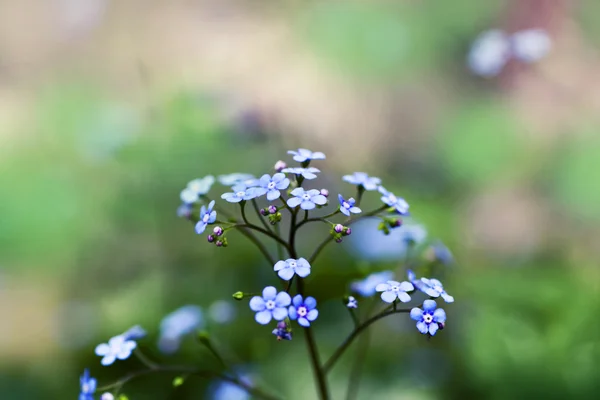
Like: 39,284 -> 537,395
180,176 -> 215,204
410,299 -> 446,336
210,373 -> 253,400
158,305 -> 203,354
195,200 -> 217,234
209,300 -> 236,324
249,286 -> 291,325
342,172 -> 381,191
288,148 -> 326,162
351,270 -> 394,296
123,325 -> 147,340
346,296 -> 358,309
287,188 -> 327,210
180,188 -> 199,204
375,280 -> 414,303
379,187 -> 409,214
408,270 -> 454,303
281,167 -> 320,180
255,173 -> 290,201
217,173 -> 255,186
273,258 -> 311,281
338,194 -> 361,217
79,369 -> 96,400
95,335 -> 137,366
221,184 -> 258,203
288,295 -> 319,327
430,241 -> 454,265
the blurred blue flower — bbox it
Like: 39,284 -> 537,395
379,187 -> 409,214
511,28 -> 551,63
273,257 -> 311,281
289,295 -> 319,327
255,173 -> 290,201
408,270 -> 454,303
467,29 -> 510,78
79,369 -> 96,400
217,173 -> 255,186
288,148 -> 326,162
195,200 -> 217,234
122,325 -> 147,340
410,300 -> 446,336
188,176 -> 215,196
159,305 -> 203,354
249,286 -> 291,325
346,296 -> 358,309
375,280 -> 414,303
272,321 -> 292,341
287,188 -> 327,210
177,203 -> 193,219
209,300 -> 236,324
210,374 -> 253,400
338,194 -> 361,216
430,241 -> 454,265
281,167 -> 320,180
221,184 -> 258,203
101,394 -> 115,400
180,188 -> 199,204
342,172 -> 381,191
94,335 -> 137,366
351,270 -> 394,296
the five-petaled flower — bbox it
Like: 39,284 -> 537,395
273,258 -> 311,281
180,175 -> 215,204
221,184 -> 258,203
375,280 -> 414,303
95,335 -> 137,366
408,270 -> 454,303
287,188 -> 327,210
351,271 -> 394,297
281,167 -> 321,180
255,173 -> 290,201
288,295 -> 319,327
79,369 -> 96,400
379,187 -> 410,215
338,194 -> 361,217
195,200 -> 217,234
342,172 -> 381,191
217,173 -> 255,186
288,148 -> 326,163
346,296 -> 358,309
249,286 -> 291,325
410,299 -> 446,336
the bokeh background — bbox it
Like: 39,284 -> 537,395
2,0 -> 600,399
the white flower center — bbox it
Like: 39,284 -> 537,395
423,314 -> 433,324
389,194 -> 397,203
391,285 -> 399,292
265,300 -> 276,310
268,182 -> 276,189
202,214 -> 210,223
303,194 -> 311,200
297,306 -> 308,317
343,202 -> 350,208
82,384 -> 90,392
289,261 -> 297,268
237,191 -> 245,197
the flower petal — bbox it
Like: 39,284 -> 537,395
101,355 -> 116,366
350,207 -> 361,214
262,286 -> 277,300
275,292 -> 291,307
95,343 -> 110,356
300,201 -> 316,210
255,310 -> 272,325
306,309 -> 319,321
292,294 -> 303,307
381,290 -> 397,303
272,307 -> 288,321
249,296 -> 265,311
304,296 -> 317,309
311,195 -> 327,205
397,292 -> 411,303
267,190 -> 280,201
295,266 -> 311,278
416,321 -> 428,334
423,299 -> 437,312
441,292 -> 454,303
428,323 -> 439,336
340,207 -> 350,216
277,268 -> 294,281
399,281 -> 414,292
116,347 -> 133,360
194,221 -> 207,234
288,306 -> 297,320
208,211 -> 217,223
287,197 -> 302,208
433,308 -> 447,323
290,187 -> 305,196
410,307 -> 423,321
375,283 -> 389,292
273,260 -> 286,271
298,317 -> 310,327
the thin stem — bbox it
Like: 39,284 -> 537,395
134,348 -> 159,370
235,223 -> 290,250
347,307 -> 360,328
304,327 -> 330,400
252,199 -> 273,233
274,224 -> 284,260
308,236 -> 334,264
236,226 -> 275,266
345,329 -> 370,400
200,337 -> 231,372
323,308 -> 411,374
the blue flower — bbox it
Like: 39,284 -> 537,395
338,194 -> 361,216
94,335 -> 137,366
221,184 -> 258,203
288,148 -> 326,162
180,188 -> 199,204
281,167 -> 320,180
273,258 -> 311,281
255,173 -> 290,201
375,280 -> 414,303
79,369 -> 97,400
350,270 -> 394,296
346,296 -> 358,309
210,373 -> 253,400
158,305 -> 203,354
410,299 -> 446,336
195,200 -> 217,234
287,188 -> 327,210
249,286 -> 291,325
272,321 -> 292,341
288,295 -> 319,327
379,187 -> 409,214
342,172 -> 381,191
101,394 -> 115,400
407,270 -> 454,303
430,241 -> 454,265
180,175 -> 215,204
122,325 -> 147,340
217,173 -> 256,186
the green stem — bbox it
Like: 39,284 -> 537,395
134,347 -> 159,370
236,226 -> 275,265
345,329 -> 370,400
252,199 -> 273,233
274,224 -> 284,260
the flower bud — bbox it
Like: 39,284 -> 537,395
213,226 -> 223,236
268,205 -> 277,214
334,224 -> 344,233
343,227 -> 352,236
391,218 -> 403,228
335,237 -> 343,243
320,188 -> 329,197
207,235 -> 215,243
274,160 -> 287,172
277,321 -> 287,330
260,208 -> 268,216
232,291 -> 244,300
216,240 -> 223,247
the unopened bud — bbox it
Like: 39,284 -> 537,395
213,226 -> 223,236
232,291 -> 244,300
274,160 -> 287,172
216,240 -> 223,247
207,235 -> 215,243
196,330 -> 210,344
335,237 -> 343,243
334,224 -> 344,233
320,189 -> 329,197
268,205 -> 277,214
344,227 -> 352,236
260,208 -> 268,216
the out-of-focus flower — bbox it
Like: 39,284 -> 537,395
195,200 -> 217,234
94,335 -> 137,366
408,270 -> 454,303
511,28 -> 551,63
375,280 -> 414,303
255,173 -> 290,201
249,287 -> 291,325
273,258 -> 311,281
288,148 -> 326,162
159,305 -> 203,354
177,203 -> 193,219
288,295 -> 319,327
287,188 -> 327,210
210,374 -> 253,400
122,325 -> 147,341
410,300 -> 446,336
281,167 -> 321,180
467,29 -> 511,77
217,173 -> 255,186
79,369 -> 96,400
429,241 -> 454,265
338,194 -> 361,217
209,300 -> 236,324
188,176 -> 215,196
274,160 -> 287,172
221,184 -> 258,203
379,187 -> 409,215
342,172 -> 381,191
101,393 -> 114,400
346,296 -> 358,309
180,188 -> 199,204
351,270 -> 394,296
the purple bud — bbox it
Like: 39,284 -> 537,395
207,235 -> 215,243
213,226 -> 223,236
438,322 -> 445,330
277,321 -> 287,330
334,224 -> 344,233
344,227 -> 352,236
274,160 -> 287,172
392,218 -> 403,228
216,240 -> 223,247
177,204 -> 192,219
268,205 -> 277,214
335,237 -> 343,243
320,189 -> 329,197
260,208 -> 268,216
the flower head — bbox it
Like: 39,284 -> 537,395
255,173 -> 290,201
94,335 -> 137,366
249,286 -> 291,325
221,184 -> 258,203
180,175 -> 215,204
273,258 -> 311,281
195,200 -> 217,234
407,270 -> 454,303
272,321 -> 292,341
467,29 -> 511,77
287,188 -> 327,210
288,295 -> 319,327
288,148 -> 326,163
79,369 -> 97,400
281,167 -> 320,180
410,299 -> 446,336
338,194 -> 361,217
379,187 -> 409,215
350,270 -> 394,296
342,172 -> 381,191
217,173 -> 255,187
375,280 -> 414,303
101,394 -> 115,400
159,305 -> 203,354
346,296 -> 358,309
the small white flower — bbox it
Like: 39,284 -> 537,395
347,296 -> 358,309
101,393 -> 115,400
375,280 -> 414,303
94,335 -> 137,366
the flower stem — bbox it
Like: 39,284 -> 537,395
345,328 -> 370,400
252,199 -> 273,233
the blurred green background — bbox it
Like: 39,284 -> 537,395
1,0 -> 600,399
